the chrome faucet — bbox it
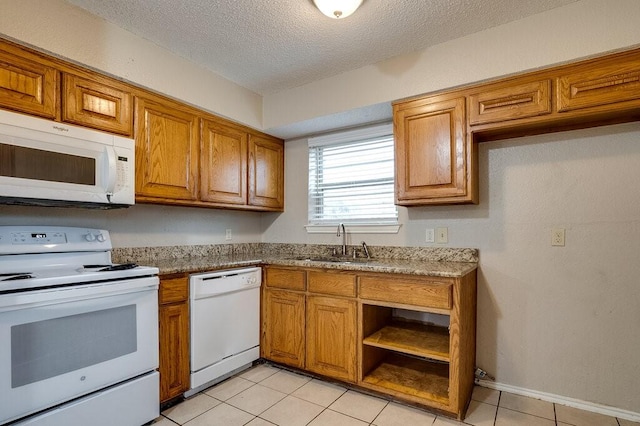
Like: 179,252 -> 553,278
361,241 -> 371,259
337,223 -> 347,256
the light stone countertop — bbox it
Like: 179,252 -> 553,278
140,253 -> 477,278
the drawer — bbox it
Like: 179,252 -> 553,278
265,267 -> 306,291
359,275 -> 452,309
308,271 -> 356,297
469,79 -> 551,125
159,275 -> 188,304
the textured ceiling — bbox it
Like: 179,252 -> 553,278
64,0 -> 578,95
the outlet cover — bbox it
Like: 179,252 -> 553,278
551,228 -> 565,246
225,229 -> 232,240
436,227 -> 448,244
425,228 -> 435,243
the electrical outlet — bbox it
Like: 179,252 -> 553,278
551,228 -> 565,246
436,227 -> 448,244
425,228 -> 435,243
225,229 -> 232,241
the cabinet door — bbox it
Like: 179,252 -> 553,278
262,289 -> 305,368
200,119 -> 247,204
62,73 -> 133,136
557,54 -> 640,112
159,302 -> 190,402
0,49 -> 57,119
394,96 -> 472,204
468,80 -> 551,125
248,134 -> 284,210
306,296 -> 357,382
135,96 -> 199,201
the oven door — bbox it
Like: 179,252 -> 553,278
0,277 -> 158,425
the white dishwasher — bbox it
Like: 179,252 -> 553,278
188,267 -> 261,394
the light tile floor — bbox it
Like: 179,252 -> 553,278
154,363 -> 639,426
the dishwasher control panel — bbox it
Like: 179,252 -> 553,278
190,267 -> 261,299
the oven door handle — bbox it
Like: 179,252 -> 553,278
0,278 -> 158,312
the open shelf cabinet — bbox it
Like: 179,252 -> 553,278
362,349 -> 450,405
363,318 -> 450,362
358,270 -> 476,420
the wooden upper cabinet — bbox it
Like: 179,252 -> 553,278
62,73 -> 133,136
0,49 -> 57,119
248,134 -> 284,210
394,96 -> 474,205
200,119 -> 248,205
468,79 -> 551,125
135,96 -> 199,201
557,53 -> 640,113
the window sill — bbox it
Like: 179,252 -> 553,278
305,224 -> 401,234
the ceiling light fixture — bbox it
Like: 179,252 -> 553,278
313,0 -> 363,19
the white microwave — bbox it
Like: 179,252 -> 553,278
0,109 -> 134,208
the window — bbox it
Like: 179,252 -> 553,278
308,124 -> 398,230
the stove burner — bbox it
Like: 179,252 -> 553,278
98,263 -> 138,272
1,274 -> 34,281
82,263 -> 139,272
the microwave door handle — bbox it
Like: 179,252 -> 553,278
104,146 -> 117,197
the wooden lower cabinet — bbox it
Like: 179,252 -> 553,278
306,295 -> 357,382
262,288 -> 305,369
159,274 -> 190,403
359,271 -> 477,420
262,266 -> 477,420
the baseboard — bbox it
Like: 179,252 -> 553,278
476,379 -> 640,423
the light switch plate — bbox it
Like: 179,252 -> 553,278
436,227 -> 448,244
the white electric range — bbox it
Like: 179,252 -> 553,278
0,226 -> 159,426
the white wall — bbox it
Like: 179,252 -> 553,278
262,122 -> 640,413
0,204 -> 263,247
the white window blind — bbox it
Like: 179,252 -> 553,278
308,124 -> 398,225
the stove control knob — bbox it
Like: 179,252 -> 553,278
84,233 -> 96,242
96,233 -> 106,242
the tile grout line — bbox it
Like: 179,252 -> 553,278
368,398 -> 390,426
493,390 -> 501,426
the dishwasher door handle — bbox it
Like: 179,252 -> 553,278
192,282 -> 260,300
201,273 -> 239,281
